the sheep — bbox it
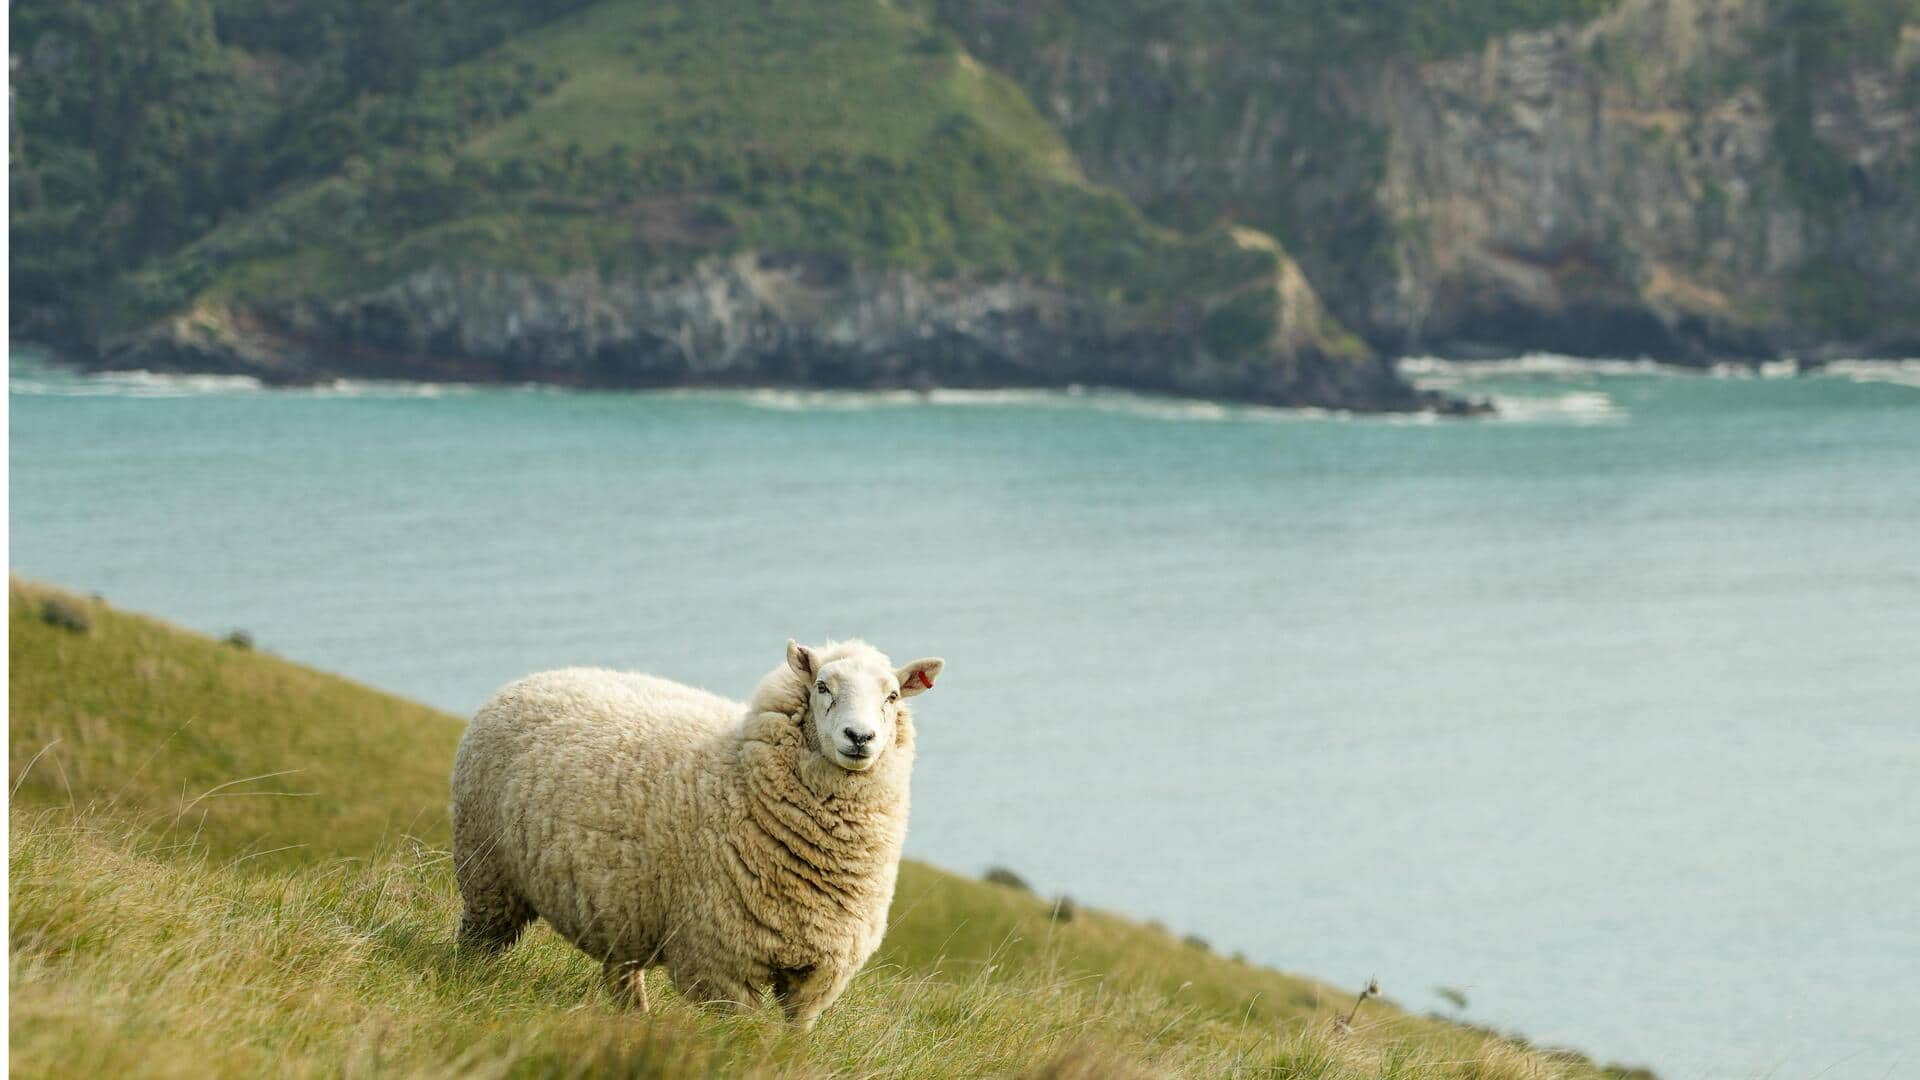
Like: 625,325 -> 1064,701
450,638 -> 944,1027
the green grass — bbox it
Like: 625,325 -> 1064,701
458,3 -> 1069,170
9,580 -> 1644,1077
215,0 -> 1267,314
17,0 -> 1288,338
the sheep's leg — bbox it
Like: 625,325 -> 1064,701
457,895 -> 535,953
772,964 -> 854,1029
602,958 -> 650,1012
453,831 -> 535,954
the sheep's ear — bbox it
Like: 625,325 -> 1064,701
896,658 -> 944,698
787,639 -> 815,678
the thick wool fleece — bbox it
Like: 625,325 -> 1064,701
450,643 -> 914,1024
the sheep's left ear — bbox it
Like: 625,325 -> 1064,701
896,658 -> 944,698
787,639 -> 815,678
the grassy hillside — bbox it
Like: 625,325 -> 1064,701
11,0 -> 1274,338
8,580 -> 1648,1077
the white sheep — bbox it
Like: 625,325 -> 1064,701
449,638 -> 944,1026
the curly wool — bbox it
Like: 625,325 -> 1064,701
449,642 -> 914,1024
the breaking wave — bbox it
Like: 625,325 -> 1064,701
8,363 -> 476,399
1397,352 -> 1670,379
1817,358 -> 1920,390
1486,390 -> 1625,424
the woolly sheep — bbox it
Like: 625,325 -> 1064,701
450,638 -> 944,1026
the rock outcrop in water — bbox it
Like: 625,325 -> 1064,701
101,254 -> 1461,412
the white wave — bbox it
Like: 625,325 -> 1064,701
923,387 -> 1070,408
734,388 -> 929,411
114,370 -> 264,392
11,358 -> 1631,425
1708,359 -> 1801,379
6,367 -> 1339,420
723,384 -> 1355,424
8,377 -> 103,397
923,386 -> 1241,421
310,379 -> 472,398
1398,352 -> 1669,379
1486,390 -> 1626,424
1816,358 -> 1920,389
9,368 -> 265,398
7,363 -> 489,400
1406,352 -> 1920,393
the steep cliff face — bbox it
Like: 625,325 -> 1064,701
1363,0 -> 1920,359
103,254 -> 1444,410
939,0 -> 1920,362
933,3 -> 1402,348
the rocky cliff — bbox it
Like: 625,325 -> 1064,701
940,0 -> 1920,363
1362,0 -> 1920,360
104,253 -> 1446,411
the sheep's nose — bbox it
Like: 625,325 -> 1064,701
842,727 -> 873,746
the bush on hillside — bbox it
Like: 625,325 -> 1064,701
40,596 -> 90,635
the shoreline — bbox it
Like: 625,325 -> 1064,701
21,336 -> 1490,416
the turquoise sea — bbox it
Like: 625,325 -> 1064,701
10,347 -> 1919,1078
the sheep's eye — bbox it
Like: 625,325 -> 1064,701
815,681 -> 830,695
887,691 -> 899,703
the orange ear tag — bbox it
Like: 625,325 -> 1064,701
915,671 -> 934,690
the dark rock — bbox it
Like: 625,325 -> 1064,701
91,256 -> 1467,413
983,866 -> 1032,892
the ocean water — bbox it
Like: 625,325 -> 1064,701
10,347 -> 1919,1078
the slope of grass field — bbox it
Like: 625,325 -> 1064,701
8,580 -> 1647,1077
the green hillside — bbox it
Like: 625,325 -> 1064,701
141,2 -> 1266,320
11,0 -> 1278,346
7,580 -> 1649,1076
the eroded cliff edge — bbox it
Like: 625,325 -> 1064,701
103,250 -> 1454,412
941,0 -> 1919,363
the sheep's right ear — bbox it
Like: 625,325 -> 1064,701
786,639 -> 815,678
896,657 -> 944,697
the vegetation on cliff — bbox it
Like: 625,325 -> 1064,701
11,0 -> 1322,398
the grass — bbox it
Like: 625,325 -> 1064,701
9,580 -> 1643,1077
66,0 -> 1287,337
457,2 -> 1069,171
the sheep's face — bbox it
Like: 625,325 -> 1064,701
787,640 -> 943,772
